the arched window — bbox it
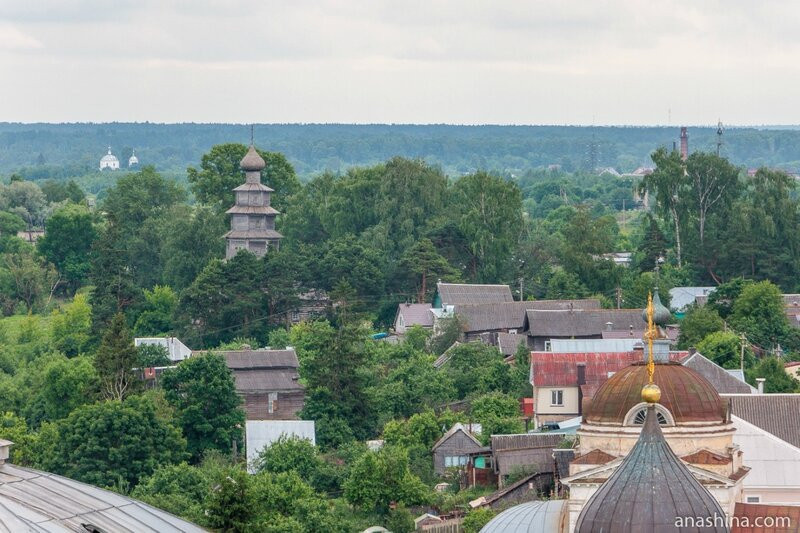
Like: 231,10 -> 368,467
632,408 -> 667,426
623,402 -> 675,427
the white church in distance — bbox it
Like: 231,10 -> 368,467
99,147 -> 139,170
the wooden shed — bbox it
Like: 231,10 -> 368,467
431,423 -> 484,476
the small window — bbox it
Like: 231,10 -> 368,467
444,456 -> 468,468
291,311 -> 300,322
746,496 -> 761,503
268,392 -> 278,414
551,390 -> 564,406
633,408 -> 667,426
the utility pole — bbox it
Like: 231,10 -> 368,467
519,277 -> 524,302
716,120 -> 724,157
740,333 -> 746,372
616,286 -> 622,309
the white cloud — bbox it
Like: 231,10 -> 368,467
0,0 -> 799,123
0,24 -> 43,50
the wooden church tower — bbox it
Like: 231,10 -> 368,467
224,144 -> 282,259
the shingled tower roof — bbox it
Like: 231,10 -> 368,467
224,141 -> 282,259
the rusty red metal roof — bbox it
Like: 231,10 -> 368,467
585,362 -> 727,425
571,449 -> 616,465
732,503 -> 800,533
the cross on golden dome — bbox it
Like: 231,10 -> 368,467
641,292 -> 661,404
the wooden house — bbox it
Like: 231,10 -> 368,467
218,348 -> 305,421
432,423 -> 484,475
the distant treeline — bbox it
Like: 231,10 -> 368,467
4,123 -> 800,181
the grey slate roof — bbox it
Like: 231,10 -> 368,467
722,393 -> 800,448
523,309 -> 643,337
0,462 -> 205,532
496,332 -> 526,356
396,303 -> 433,327
454,299 -> 601,333
436,283 -> 514,306
491,433 -> 564,452
479,500 -> 565,533
432,423 -> 482,451
214,349 -> 303,393
575,406 -> 727,533
681,352 -> 754,394
219,349 -> 299,369
233,369 -> 302,392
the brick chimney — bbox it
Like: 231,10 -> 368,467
680,127 -> 689,161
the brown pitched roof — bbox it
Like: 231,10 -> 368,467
732,503 -> 800,532
523,309 -> 644,337
396,303 -> 433,327
436,282 -> 513,306
681,449 -> 731,465
571,449 -> 616,465
454,299 -> 600,333
681,352 -> 754,394
722,394 -> 800,448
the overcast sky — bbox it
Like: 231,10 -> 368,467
0,1 -> 797,125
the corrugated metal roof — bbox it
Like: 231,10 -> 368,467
669,287 -> 716,311
491,433 -> 564,452
681,352 -> 754,394
218,349 -> 299,369
531,351 -> 644,388
479,500 -> 566,533
732,503 -> 800,533
454,299 -> 600,333
233,369 -> 302,392
436,283 -> 514,306
732,415 -> 800,489
524,309 -> 643,337
548,338 -> 642,353
0,463 -> 206,532
723,394 -> 800,448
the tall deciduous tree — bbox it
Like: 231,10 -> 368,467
686,152 -> 740,280
94,312 -> 139,400
89,222 -> 140,333
452,171 -> 523,281
161,353 -> 245,461
398,238 -> 460,303
730,280 -> 789,350
39,395 -> 187,488
37,203 -> 96,290
187,143 -> 301,214
640,148 -> 689,267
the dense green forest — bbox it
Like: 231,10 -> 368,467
0,140 -> 798,531
6,123 -> 800,186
